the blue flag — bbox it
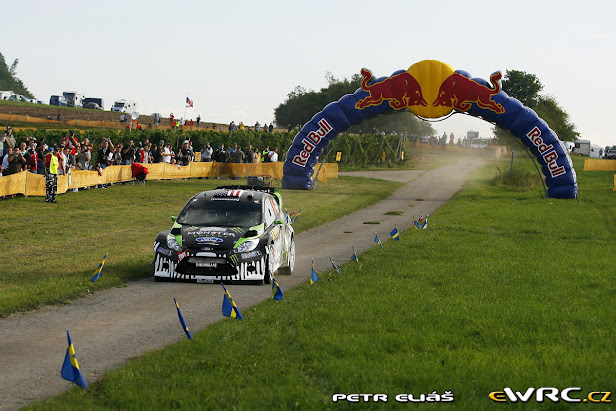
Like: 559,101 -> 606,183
351,245 -> 358,262
330,256 -> 342,275
174,298 -> 193,341
422,214 -> 429,229
374,232 -> 383,248
91,252 -> 107,282
221,284 -> 243,320
413,216 -> 422,230
272,277 -> 284,300
310,259 -> 319,285
61,330 -> 88,390
292,208 -> 302,223
390,226 -> 400,241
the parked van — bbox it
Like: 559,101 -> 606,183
471,138 -> 490,149
50,95 -> 68,106
111,99 -> 136,112
0,90 -> 15,100
574,140 -> 591,156
63,91 -> 84,108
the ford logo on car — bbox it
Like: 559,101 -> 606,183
196,237 -> 223,243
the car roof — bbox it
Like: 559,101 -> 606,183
191,187 -> 272,204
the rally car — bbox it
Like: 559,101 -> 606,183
153,186 -> 295,284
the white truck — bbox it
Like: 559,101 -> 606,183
111,99 -> 136,112
573,140 -> 591,156
63,91 -> 84,108
0,90 -> 15,100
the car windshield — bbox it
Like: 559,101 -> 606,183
114,102 -> 125,107
177,199 -> 262,227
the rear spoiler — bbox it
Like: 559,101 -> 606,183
215,185 -> 278,196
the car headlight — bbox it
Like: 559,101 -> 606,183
235,238 -> 259,253
166,234 -> 182,251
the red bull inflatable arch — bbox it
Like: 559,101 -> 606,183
282,60 -> 578,199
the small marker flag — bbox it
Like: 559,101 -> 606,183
221,283 -> 243,320
61,330 -> 88,389
419,212 -> 424,222
413,215 -> 422,230
292,208 -> 303,224
390,226 -> 400,241
272,277 -> 284,300
310,259 -> 319,285
374,232 -> 383,248
285,208 -> 292,224
91,252 -> 107,282
186,96 -> 193,107
351,245 -> 358,262
422,214 -> 429,229
174,298 -> 193,341
330,256 -> 342,274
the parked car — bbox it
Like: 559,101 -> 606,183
153,186 -> 295,284
605,150 -> 616,160
83,102 -> 102,110
49,95 -> 68,106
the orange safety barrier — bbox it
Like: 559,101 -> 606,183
0,162 -> 338,197
584,158 -> 616,171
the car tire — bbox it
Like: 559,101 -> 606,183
263,248 -> 274,284
278,238 -> 295,275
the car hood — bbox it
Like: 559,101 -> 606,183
180,226 -> 249,250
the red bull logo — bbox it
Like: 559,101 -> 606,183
292,119 -> 333,167
355,60 -> 505,119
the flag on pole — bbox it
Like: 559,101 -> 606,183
272,277 -> 284,300
174,298 -> 193,341
330,256 -> 342,275
91,252 -> 107,282
351,245 -> 358,262
221,283 -> 243,320
61,330 -> 88,390
419,212 -> 424,222
285,208 -> 292,224
292,208 -> 302,224
186,97 -> 193,108
310,259 -> 319,285
422,214 -> 429,229
390,226 -> 400,241
374,232 -> 383,248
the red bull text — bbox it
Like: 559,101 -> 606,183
526,126 -> 566,178
292,119 -> 333,167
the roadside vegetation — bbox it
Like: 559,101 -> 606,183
27,155 -> 616,410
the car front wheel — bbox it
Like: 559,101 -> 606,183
279,238 -> 295,275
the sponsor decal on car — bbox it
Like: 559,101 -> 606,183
156,247 -> 173,256
177,250 -> 189,261
241,250 -> 262,259
196,237 -> 224,243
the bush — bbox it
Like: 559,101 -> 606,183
493,165 -> 542,191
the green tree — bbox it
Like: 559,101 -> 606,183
495,69 -> 578,145
0,52 -> 34,98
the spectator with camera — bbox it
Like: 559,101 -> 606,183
97,139 -> 114,170
76,144 -> 91,170
8,145 -> 27,174
122,140 -> 135,165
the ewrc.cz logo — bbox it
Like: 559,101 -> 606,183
489,387 -> 612,403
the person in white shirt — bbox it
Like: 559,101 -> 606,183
268,147 -> 279,162
162,143 -> 173,163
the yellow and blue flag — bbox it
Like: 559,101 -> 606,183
174,298 -> 193,341
310,259 -> 319,285
330,256 -> 342,275
390,226 -> 400,241
413,215 -> 422,230
374,232 -> 383,248
351,245 -> 358,262
91,252 -> 107,282
61,330 -> 88,390
221,283 -> 243,320
292,208 -> 302,224
272,277 -> 284,300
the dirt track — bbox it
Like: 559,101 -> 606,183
0,159 -> 485,410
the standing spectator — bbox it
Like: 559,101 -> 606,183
76,144 -> 91,170
196,115 -> 201,127
2,147 -> 13,175
449,132 -> 454,145
3,126 -> 16,150
169,113 -> 174,126
232,145 -> 245,163
227,143 -> 237,161
243,144 -> 253,162
251,147 -> 260,163
112,145 -> 123,165
177,141 -> 191,166
214,144 -> 226,163
152,141 -> 162,163
201,143 -> 213,162
268,123 -> 273,133
57,110 -> 62,121
261,146 -> 270,163
229,121 -> 235,131
26,141 -> 38,172
97,139 -> 114,170
162,143 -> 173,163
254,122 -> 261,132
263,123 -> 267,133
44,148 -> 60,203
268,147 -> 279,162
239,122 -> 245,130
122,140 -> 135,165
8,145 -> 27,174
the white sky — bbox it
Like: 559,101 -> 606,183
2,0 -> 614,146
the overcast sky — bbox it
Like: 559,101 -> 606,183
3,0 -> 614,146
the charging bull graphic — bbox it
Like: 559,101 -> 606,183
283,60 -> 577,199
355,68 -> 428,110
433,71 -> 505,114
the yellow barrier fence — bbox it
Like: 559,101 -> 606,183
584,158 -> 616,171
0,162 -> 338,197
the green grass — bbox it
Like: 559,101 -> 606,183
27,156 -> 616,410
0,176 -> 402,318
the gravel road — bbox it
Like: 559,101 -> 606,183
0,159 -> 485,410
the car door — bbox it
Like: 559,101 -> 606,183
263,196 -> 283,271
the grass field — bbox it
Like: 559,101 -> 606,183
26,155 -> 616,410
0,176 -> 403,318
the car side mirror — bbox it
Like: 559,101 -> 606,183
274,219 -> 284,225
171,216 -> 177,222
